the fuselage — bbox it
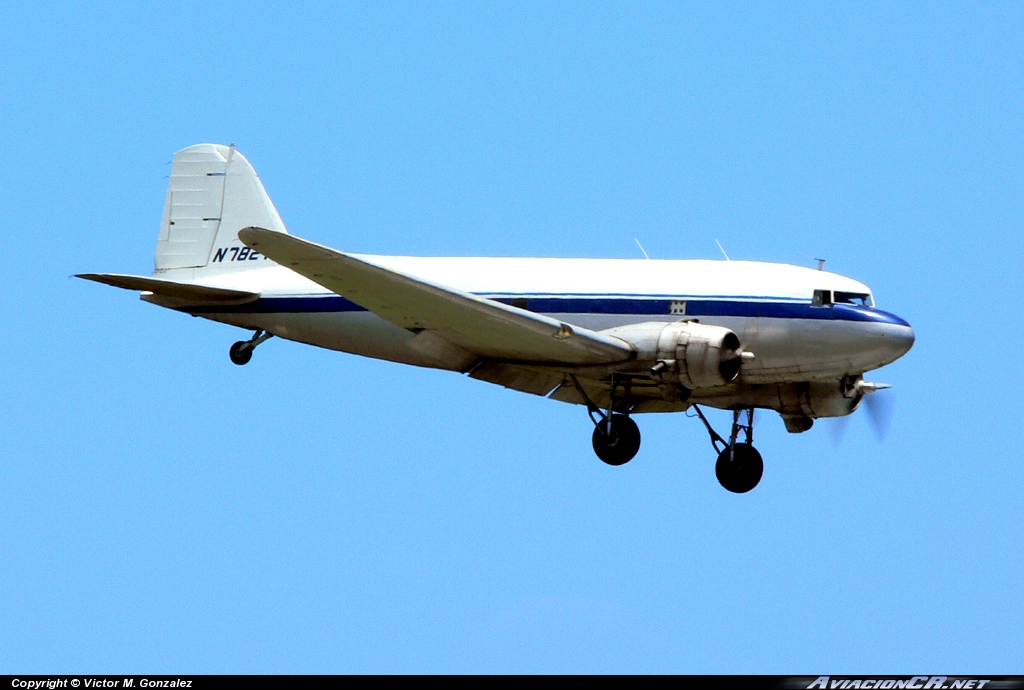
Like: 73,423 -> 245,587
158,256 -> 915,388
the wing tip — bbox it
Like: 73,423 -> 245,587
238,225 -> 276,248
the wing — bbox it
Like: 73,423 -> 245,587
238,227 -> 634,365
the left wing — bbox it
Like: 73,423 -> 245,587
238,227 -> 634,365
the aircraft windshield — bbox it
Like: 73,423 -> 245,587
833,291 -> 873,307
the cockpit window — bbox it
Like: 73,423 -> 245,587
812,289 -> 832,307
833,291 -> 873,307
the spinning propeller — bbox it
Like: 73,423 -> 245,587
827,382 -> 894,445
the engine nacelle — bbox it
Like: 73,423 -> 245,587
776,381 -> 861,419
694,380 -> 862,433
604,321 -> 744,389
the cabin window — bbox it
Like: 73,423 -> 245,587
812,289 -> 832,307
833,291 -> 873,307
510,298 -> 529,310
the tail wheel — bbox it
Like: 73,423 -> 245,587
592,415 -> 642,466
229,341 -> 253,366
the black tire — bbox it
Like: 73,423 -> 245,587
229,341 -> 253,366
592,415 -> 641,466
715,443 -> 763,493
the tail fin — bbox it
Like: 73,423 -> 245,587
154,144 -> 287,277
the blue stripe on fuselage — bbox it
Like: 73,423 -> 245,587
182,294 -> 909,325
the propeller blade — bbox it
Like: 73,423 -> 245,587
864,391 -> 894,441
826,415 -> 851,447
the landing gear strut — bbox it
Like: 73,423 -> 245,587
572,374 -> 641,466
692,405 -> 764,493
229,329 -> 273,366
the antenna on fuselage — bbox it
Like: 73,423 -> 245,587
715,240 -> 731,261
634,238 -> 651,260
814,257 -> 826,271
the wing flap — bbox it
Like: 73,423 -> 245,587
76,273 -> 259,304
238,227 -> 634,365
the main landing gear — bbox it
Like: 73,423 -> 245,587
692,406 -> 764,493
572,375 -> 641,466
229,329 -> 273,366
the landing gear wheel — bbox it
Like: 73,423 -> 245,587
592,415 -> 641,466
715,443 -> 763,493
229,341 -> 253,366
228,329 -> 273,365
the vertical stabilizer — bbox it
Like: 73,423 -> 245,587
154,144 -> 287,276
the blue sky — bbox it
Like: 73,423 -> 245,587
2,1 -> 1022,673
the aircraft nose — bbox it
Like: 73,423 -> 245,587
892,323 -> 915,357
877,320 -> 915,364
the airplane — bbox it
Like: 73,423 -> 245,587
79,144 -> 915,493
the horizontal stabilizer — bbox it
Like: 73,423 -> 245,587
76,273 -> 259,304
238,227 -> 635,365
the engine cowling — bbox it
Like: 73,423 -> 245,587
605,321 -> 745,389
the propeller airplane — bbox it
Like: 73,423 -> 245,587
80,144 -> 915,492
